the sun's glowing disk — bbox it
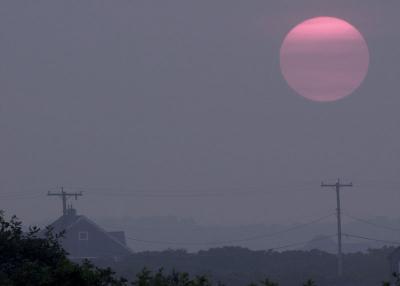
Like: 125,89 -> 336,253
289,17 -> 358,39
280,17 -> 370,102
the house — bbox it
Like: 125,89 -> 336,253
46,206 -> 132,261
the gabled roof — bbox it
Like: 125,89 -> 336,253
47,211 -> 133,256
108,231 -> 127,245
46,213 -> 81,234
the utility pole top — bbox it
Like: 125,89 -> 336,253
321,178 -> 353,278
47,187 -> 83,216
321,178 -> 353,188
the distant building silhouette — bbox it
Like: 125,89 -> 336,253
45,206 -> 132,261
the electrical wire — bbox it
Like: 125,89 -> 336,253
270,234 -> 336,251
128,235 -> 336,254
126,213 -> 335,246
0,185 -> 317,199
343,233 -> 400,245
0,194 -> 43,200
5,182 -> 400,199
62,184 -> 322,198
343,211 -> 400,232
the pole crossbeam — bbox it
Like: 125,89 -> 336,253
321,178 -> 353,277
47,187 -> 82,216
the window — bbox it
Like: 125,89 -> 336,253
78,231 -> 89,241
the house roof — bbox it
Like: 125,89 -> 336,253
47,209 -> 133,256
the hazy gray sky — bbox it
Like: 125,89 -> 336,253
0,1 -> 399,226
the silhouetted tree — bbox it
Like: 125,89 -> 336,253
302,279 -> 316,286
0,211 -> 127,286
382,273 -> 400,286
259,278 -> 279,286
1,210 -> 398,286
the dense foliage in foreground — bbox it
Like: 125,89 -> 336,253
0,211 -> 127,286
0,211 -> 399,286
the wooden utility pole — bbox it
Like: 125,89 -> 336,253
47,187 -> 82,216
321,178 -> 352,277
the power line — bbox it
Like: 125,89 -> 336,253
61,184 -> 323,198
270,234 -> 336,251
0,194 -> 43,200
4,182 -> 400,199
0,188 -> 58,199
85,191 -> 273,198
343,212 -> 400,232
84,189 -> 321,198
343,233 -> 400,245
130,235 -> 337,259
127,234 -> 336,253
2,186 -> 316,199
126,213 -> 334,246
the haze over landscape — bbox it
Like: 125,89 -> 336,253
3,1 -> 400,285
0,0 -> 400,253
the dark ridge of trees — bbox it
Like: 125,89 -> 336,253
100,246 -> 394,286
0,211 -> 399,286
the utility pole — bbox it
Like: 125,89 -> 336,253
47,187 -> 82,216
321,178 -> 352,277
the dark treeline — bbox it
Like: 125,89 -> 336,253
98,247 -> 394,286
0,212 -> 397,286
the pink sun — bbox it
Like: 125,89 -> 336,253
280,17 -> 370,102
